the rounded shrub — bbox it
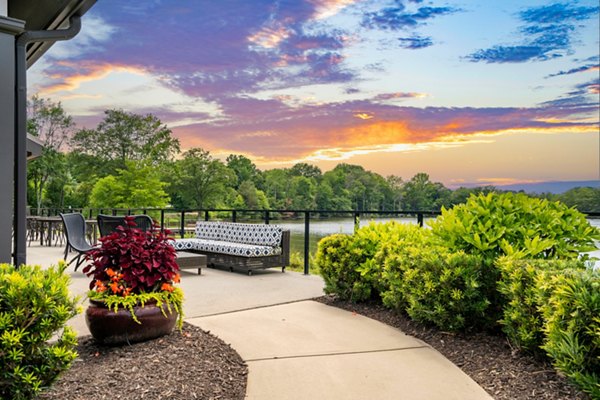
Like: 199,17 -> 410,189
536,268 -> 600,397
0,262 -> 80,400
316,222 -> 423,302
496,257 -> 587,353
430,192 -> 600,323
380,243 -> 488,331
430,192 -> 599,263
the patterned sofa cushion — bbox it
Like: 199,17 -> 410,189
195,221 -> 223,240
219,222 -> 283,246
173,238 -> 281,257
174,222 -> 284,257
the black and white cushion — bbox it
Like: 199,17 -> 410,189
174,221 -> 284,258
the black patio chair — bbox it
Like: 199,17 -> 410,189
97,214 -> 154,238
60,212 -> 94,271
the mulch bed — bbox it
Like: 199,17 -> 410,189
37,297 -> 590,400
38,323 -> 247,400
315,295 -> 589,400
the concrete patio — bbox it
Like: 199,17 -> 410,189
26,244 -> 492,400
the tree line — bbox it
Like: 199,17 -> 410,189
27,96 -> 600,214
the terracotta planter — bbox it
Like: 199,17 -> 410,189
85,299 -> 177,345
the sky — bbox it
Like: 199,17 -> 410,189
28,0 -> 600,188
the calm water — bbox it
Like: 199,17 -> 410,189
277,217 -> 600,267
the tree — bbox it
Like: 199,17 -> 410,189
226,154 -> 264,190
237,180 -> 270,209
386,175 -> 404,210
402,173 -> 451,211
89,161 -> 170,208
264,169 -> 292,209
70,109 -> 180,173
27,96 -> 75,213
450,186 -> 497,206
290,176 -> 316,209
558,187 -> 600,212
290,163 -> 322,181
168,148 -> 234,209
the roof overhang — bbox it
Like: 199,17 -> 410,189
26,134 -> 43,160
8,0 -> 97,67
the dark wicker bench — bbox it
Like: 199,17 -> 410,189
173,222 -> 290,275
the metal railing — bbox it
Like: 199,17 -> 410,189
31,207 -> 600,275
32,207 -> 448,274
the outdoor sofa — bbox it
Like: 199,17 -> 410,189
172,221 -> 290,275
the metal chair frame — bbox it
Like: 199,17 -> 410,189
96,214 -> 154,238
60,212 -> 94,271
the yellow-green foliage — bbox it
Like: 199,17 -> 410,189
316,233 -> 364,301
317,222 -> 425,302
496,258 -> 587,353
0,262 -> 80,400
431,192 -> 599,324
536,268 -> 600,397
431,192 -> 599,262
88,287 -> 184,329
381,244 -> 488,331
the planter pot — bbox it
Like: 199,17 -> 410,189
85,299 -> 177,345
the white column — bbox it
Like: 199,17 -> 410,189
0,1 -> 6,17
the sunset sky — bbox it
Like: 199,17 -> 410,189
28,0 -> 600,187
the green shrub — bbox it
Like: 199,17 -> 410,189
536,268 -> 600,397
430,192 -> 599,323
381,244 -> 488,331
317,222 -> 422,302
316,234 -> 365,301
0,262 -> 80,400
496,258 -> 587,352
430,192 -> 599,263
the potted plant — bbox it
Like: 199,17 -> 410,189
82,216 -> 183,345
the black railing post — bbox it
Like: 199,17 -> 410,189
160,210 -> 165,232
304,211 -> 310,275
265,210 -> 270,225
112,209 -> 117,216
232,210 -> 237,222
204,210 -> 209,221
180,211 -> 185,238
417,213 -> 424,227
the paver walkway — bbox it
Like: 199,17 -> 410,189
27,244 -> 492,400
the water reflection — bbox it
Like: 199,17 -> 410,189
276,217 -> 600,267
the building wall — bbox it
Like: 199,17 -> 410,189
0,17 -> 24,263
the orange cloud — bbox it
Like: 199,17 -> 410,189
309,0 -> 359,19
248,25 -> 290,49
39,62 -> 146,94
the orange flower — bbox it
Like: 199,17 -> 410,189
95,281 -> 107,293
110,281 -> 120,294
161,283 -> 174,292
106,268 -> 116,278
173,274 -> 181,283
122,287 -> 132,297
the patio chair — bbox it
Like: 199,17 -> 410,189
60,212 -> 94,271
97,214 -> 154,237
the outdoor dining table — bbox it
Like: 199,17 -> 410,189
27,216 -> 98,247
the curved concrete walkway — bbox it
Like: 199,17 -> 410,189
28,244 -> 492,400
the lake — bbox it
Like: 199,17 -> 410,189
276,217 -> 600,268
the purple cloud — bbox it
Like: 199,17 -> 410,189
42,0 -> 356,100
361,3 -> 457,30
466,2 -> 599,63
165,95 -> 599,159
546,63 -> 599,78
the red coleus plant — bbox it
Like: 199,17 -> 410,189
83,216 -> 180,296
